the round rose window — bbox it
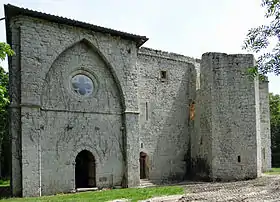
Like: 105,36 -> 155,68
71,74 -> 94,96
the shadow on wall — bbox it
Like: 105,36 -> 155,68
188,87 -> 211,181
0,187 -> 11,199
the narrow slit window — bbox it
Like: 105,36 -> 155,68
145,102 -> 148,121
160,70 -> 167,81
238,156 -> 241,163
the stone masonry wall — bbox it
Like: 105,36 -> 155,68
137,47 -> 197,183
7,16 -> 22,197
8,15 -> 141,197
191,55 -> 213,180
7,6 -> 272,198
199,53 -> 262,181
259,80 -> 272,172
38,41 -> 124,195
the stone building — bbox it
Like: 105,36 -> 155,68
4,4 -> 271,197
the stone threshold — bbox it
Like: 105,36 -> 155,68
76,187 -> 98,192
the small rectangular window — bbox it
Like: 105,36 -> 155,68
160,70 -> 167,81
238,156 -> 241,163
145,102 -> 148,121
262,148 -> 265,160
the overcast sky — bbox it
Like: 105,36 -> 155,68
0,0 -> 279,94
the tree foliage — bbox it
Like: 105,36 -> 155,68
0,42 -> 14,177
269,93 -> 280,166
0,68 -> 9,109
0,66 -> 9,141
0,43 -> 14,61
243,0 -> 280,75
0,41 -> 14,114
0,42 -> 14,134
0,43 -> 13,108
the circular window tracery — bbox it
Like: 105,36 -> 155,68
71,74 -> 94,96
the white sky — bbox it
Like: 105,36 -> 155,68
0,0 -> 279,94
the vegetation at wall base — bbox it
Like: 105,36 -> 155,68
0,179 -> 9,187
265,167 -> 280,175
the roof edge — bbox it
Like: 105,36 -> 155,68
4,4 -> 148,47
139,47 -> 201,64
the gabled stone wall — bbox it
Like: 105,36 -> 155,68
7,14 -> 141,197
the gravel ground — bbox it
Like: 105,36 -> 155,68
147,174 -> 280,202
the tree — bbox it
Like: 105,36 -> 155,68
269,93 -> 280,167
0,42 -> 13,107
0,42 -> 14,178
243,0 -> 280,76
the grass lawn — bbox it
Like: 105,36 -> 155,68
0,180 -> 9,187
0,186 -> 184,202
265,167 -> 280,175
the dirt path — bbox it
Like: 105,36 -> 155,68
148,174 -> 280,202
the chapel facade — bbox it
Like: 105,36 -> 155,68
4,4 -> 271,197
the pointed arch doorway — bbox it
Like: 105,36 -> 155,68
75,150 -> 96,188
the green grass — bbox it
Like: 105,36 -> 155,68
0,186 -> 184,202
265,167 -> 280,175
0,180 -> 9,187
